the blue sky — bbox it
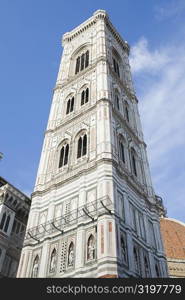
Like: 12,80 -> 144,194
0,0 -> 185,222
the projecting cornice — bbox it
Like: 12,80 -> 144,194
62,10 -> 130,54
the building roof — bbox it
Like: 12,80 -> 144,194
0,176 -> 31,203
160,217 -> 185,260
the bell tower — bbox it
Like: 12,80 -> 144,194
17,10 -> 168,278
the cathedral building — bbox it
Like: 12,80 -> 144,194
17,10 -> 168,278
160,217 -> 185,278
0,176 -> 31,277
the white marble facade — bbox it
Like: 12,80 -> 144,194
17,10 -> 168,278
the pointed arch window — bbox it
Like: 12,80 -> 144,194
4,215 -> 10,233
71,97 -> 74,112
81,88 -> 89,106
115,95 -> 120,110
75,50 -> 90,75
113,58 -> 120,77
59,143 -> 69,168
119,140 -> 125,163
85,50 -> 89,68
0,212 -> 6,230
77,134 -> 87,158
82,134 -> 87,156
68,242 -> 74,267
64,144 -> 69,166
81,53 -> 85,71
75,56 -> 80,74
85,88 -> 89,103
87,234 -> 95,261
131,148 -> 137,177
81,90 -> 85,106
77,136 -> 82,159
66,97 -> 74,115
132,154 -> 137,176
125,106 -> 129,122
66,99 -> 70,115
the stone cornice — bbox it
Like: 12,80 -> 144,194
32,157 -> 149,201
62,10 -> 129,55
45,96 -> 145,150
105,18 -> 130,55
0,183 -> 31,204
113,160 -> 149,200
62,18 -> 96,45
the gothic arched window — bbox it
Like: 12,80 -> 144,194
81,90 -> 85,106
71,97 -> 74,112
59,143 -> 69,168
0,212 -> 6,230
87,234 -> 95,261
125,106 -> 129,122
85,50 -> 89,68
81,88 -> 89,106
64,144 -> 69,165
85,88 -> 89,103
144,256 -> 150,278
4,215 -> 10,233
75,50 -> 90,75
75,56 -> 80,74
66,97 -> 74,115
68,242 -> 74,267
81,53 -> 85,71
115,95 -> 120,110
130,148 -> 137,177
77,136 -> 82,158
66,99 -> 70,115
113,58 -> 120,77
49,248 -> 57,273
82,134 -> 87,156
112,48 -> 121,78
77,133 -> 87,158
119,139 -> 125,164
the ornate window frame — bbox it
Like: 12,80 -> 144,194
75,130 -> 88,163
66,96 -> 75,115
57,139 -> 70,172
75,50 -> 89,75
112,47 -> 122,78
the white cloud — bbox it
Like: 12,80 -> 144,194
129,37 -> 169,73
130,37 -> 185,222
